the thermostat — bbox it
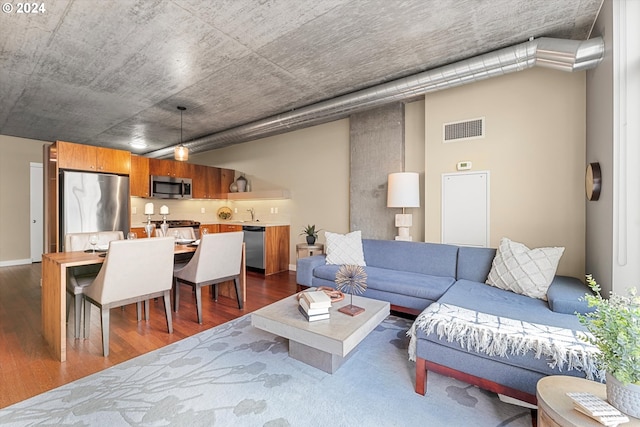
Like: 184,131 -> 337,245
457,161 -> 472,171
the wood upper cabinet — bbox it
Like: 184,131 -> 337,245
265,225 -> 290,276
192,165 -> 221,199
130,155 -> 150,197
56,140 -> 130,175
149,158 -> 192,178
220,168 -> 235,194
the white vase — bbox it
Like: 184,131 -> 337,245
606,372 -> 640,418
236,175 -> 247,192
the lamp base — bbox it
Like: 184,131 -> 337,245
395,224 -> 412,241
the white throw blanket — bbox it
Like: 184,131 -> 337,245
407,302 -> 604,381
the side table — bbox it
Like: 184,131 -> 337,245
296,243 -> 324,259
537,376 -> 640,427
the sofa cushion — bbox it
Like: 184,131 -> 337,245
546,276 -> 594,315
325,230 -> 366,266
486,237 -> 564,300
362,239 -> 458,278
439,279 -> 584,330
312,264 -> 455,302
456,246 -> 496,282
421,279 -> 589,380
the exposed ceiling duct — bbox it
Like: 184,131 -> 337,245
146,36 -> 604,159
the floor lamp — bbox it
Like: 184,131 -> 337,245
387,172 -> 420,241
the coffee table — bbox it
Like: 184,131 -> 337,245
251,294 -> 390,373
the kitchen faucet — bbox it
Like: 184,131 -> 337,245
247,208 -> 255,221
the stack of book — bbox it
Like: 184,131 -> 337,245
566,392 -> 630,426
298,290 -> 332,321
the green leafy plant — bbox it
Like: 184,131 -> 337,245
577,274 -> 640,385
300,224 -> 321,238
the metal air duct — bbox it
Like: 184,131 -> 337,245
146,36 -> 603,159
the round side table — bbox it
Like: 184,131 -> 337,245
537,376 -> 640,427
296,243 -> 324,259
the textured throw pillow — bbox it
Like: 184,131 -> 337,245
324,230 -> 366,266
486,237 -> 564,300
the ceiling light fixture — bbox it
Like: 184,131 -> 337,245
129,141 -> 148,150
174,106 -> 189,161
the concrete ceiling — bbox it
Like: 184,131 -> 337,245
0,0 -> 602,156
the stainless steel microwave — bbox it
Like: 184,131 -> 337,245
150,175 -> 192,199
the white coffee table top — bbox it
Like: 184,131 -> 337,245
251,294 -> 390,357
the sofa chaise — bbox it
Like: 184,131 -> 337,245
296,238 -> 597,405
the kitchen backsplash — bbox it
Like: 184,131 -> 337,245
130,198 -> 291,226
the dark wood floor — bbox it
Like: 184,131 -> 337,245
0,263 -> 299,409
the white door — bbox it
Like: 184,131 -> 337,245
30,162 -> 43,262
442,171 -> 490,247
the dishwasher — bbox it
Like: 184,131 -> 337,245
243,226 -> 265,271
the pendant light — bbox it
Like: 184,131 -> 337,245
174,106 -> 189,161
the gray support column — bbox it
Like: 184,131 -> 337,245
349,103 -> 404,240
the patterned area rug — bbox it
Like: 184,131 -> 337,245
0,314 -> 532,426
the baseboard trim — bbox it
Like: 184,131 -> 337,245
0,259 -> 34,267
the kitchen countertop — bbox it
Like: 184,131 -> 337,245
213,221 -> 289,227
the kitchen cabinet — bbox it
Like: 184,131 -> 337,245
220,168 -> 235,194
149,158 -> 192,178
56,140 -> 130,175
200,224 -> 219,235
192,165 -> 221,199
219,224 -> 242,233
129,227 -> 149,238
265,225 -> 290,275
130,155 -> 150,197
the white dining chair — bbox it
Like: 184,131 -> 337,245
82,237 -> 175,356
155,227 -> 196,239
64,231 -> 124,339
173,232 -> 244,324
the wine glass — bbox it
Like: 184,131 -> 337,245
127,232 -> 137,240
88,233 -> 99,254
201,228 -> 209,236
173,230 -> 180,244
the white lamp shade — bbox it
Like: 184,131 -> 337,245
174,145 -> 189,161
387,172 -> 420,208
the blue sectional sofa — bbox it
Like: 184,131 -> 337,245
296,238 -> 595,405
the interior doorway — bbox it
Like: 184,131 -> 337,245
30,162 -> 43,262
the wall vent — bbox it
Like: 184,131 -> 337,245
443,117 -> 485,142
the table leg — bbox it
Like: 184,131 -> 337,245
41,257 -> 66,362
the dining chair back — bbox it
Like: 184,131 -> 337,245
64,230 -> 124,338
65,231 -> 124,252
83,237 -> 175,356
173,231 -> 244,324
156,227 -> 196,239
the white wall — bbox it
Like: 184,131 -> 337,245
191,119 -> 351,266
587,0 -> 640,295
0,135 -> 46,265
425,67 -> 586,278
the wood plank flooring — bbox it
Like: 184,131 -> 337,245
0,263 -> 298,409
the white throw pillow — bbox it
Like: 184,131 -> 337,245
486,237 -> 564,301
324,230 -> 366,266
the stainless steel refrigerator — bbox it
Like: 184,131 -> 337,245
59,171 -> 129,251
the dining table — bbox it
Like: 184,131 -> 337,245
41,242 -> 246,362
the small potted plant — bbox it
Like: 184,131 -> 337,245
300,224 -> 321,245
577,274 -> 640,417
